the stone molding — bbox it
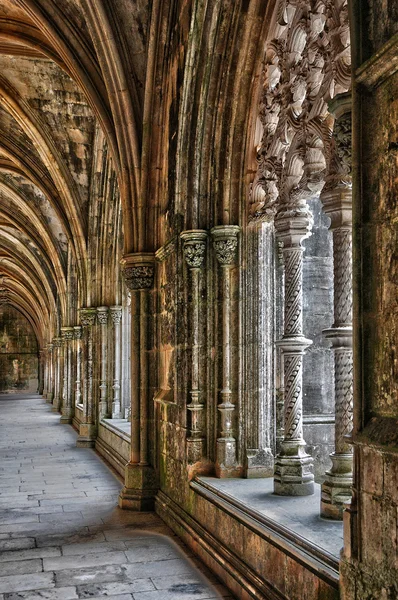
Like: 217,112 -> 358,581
60,327 -> 74,341
73,326 -> 82,340
211,225 -> 240,266
110,305 -> 122,324
180,230 -> 207,269
97,306 -> 109,325
121,253 -> 156,290
79,307 -> 97,327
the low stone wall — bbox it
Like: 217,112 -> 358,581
95,420 -> 130,479
156,483 -> 340,600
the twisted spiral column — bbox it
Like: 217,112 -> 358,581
273,210 -> 314,496
320,96 -> 353,519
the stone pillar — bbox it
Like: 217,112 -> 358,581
181,230 -> 207,463
38,350 -> 44,395
119,253 -> 157,510
77,308 -> 97,447
321,95 -> 353,519
73,326 -> 83,406
46,343 -> 54,403
273,203 -> 314,496
42,348 -> 48,398
110,306 -> 122,418
60,326 -> 74,423
211,225 -> 241,477
52,337 -> 63,412
97,306 -> 110,419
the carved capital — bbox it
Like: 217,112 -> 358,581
47,343 -> 54,352
180,230 -> 207,269
52,337 -> 62,348
73,326 -> 82,340
274,202 -> 313,247
97,306 -> 109,325
324,93 -> 352,192
61,327 -> 74,341
79,308 -> 97,327
110,306 -> 122,324
121,253 -> 155,290
321,187 -> 352,230
211,225 -> 240,266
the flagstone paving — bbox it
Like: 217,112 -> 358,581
0,394 -> 233,600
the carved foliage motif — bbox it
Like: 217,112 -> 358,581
214,239 -> 238,266
123,265 -> 155,290
324,110 -> 352,190
250,0 -> 351,221
110,307 -> 122,324
79,309 -> 96,327
183,242 -> 207,269
97,309 -> 109,325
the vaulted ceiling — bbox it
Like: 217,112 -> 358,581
0,0 -> 149,346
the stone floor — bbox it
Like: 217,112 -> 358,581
0,394 -> 233,600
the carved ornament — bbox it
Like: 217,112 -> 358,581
180,230 -> 207,269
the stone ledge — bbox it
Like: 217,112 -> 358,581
95,436 -> 126,480
156,490 -> 282,600
102,418 -> 131,442
192,478 -> 340,579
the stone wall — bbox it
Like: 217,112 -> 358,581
0,305 -> 38,393
341,1 -> 398,597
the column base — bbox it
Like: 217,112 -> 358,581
321,452 -> 353,519
99,401 -> 110,420
46,393 -> 53,404
274,442 -> 314,496
76,423 -> 97,448
52,399 -> 61,413
118,463 -> 158,511
112,402 -> 121,419
60,408 -> 74,424
215,438 -> 241,478
187,437 -> 205,464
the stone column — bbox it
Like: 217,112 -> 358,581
77,308 -> 97,447
321,95 -> 353,519
46,343 -> 54,403
60,327 -> 74,423
38,350 -> 44,395
52,337 -> 63,412
42,348 -> 48,398
119,253 -> 157,510
211,225 -> 241,477
97,306 -> 110,419
110,306 -> 122,418
74,326 -> 83,406
273,204 -> 314,496
181,230 -> 207,463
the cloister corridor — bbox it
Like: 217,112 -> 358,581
0,394 -> 231,600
